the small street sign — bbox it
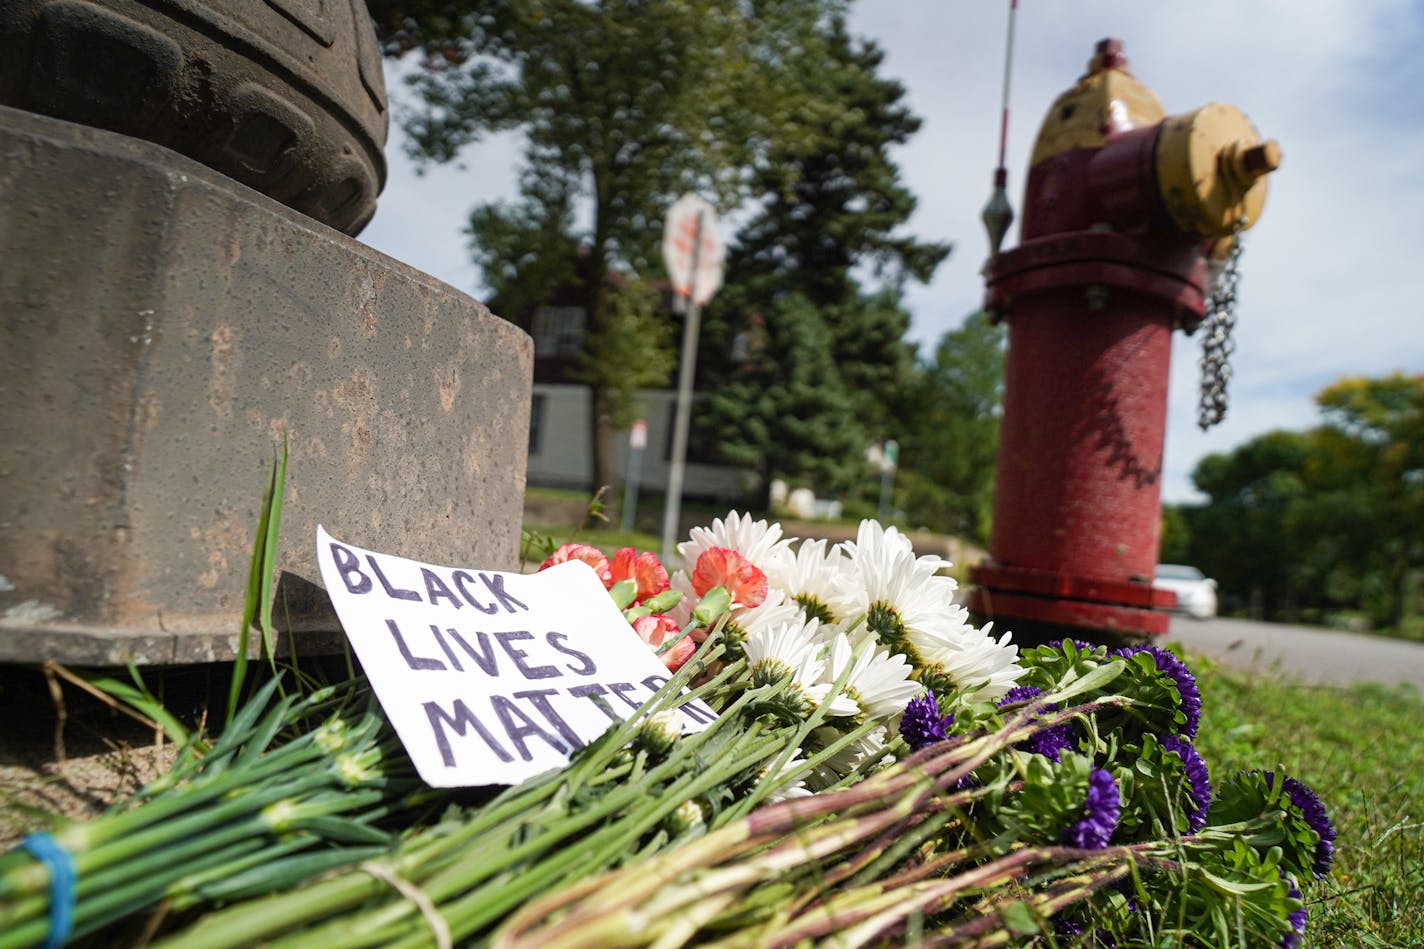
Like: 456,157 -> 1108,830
661,194 -> 725,307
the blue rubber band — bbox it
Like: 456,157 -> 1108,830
21,833 -> 76,949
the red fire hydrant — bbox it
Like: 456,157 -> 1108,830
969,39 -> 1280,641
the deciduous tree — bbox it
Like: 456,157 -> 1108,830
396,0 -> 839,497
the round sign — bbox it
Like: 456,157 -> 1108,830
662,193 -> 725,307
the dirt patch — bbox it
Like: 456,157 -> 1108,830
0,663 -> 222,849
1,743 -> 178,849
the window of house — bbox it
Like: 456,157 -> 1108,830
531,306 -> 586,357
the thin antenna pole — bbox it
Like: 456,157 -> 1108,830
996,0 -> 1019,172
982,0 -> 1019,257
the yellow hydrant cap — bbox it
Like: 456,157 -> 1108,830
1156,103 -> 1281,239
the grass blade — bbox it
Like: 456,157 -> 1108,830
229,441 -> 287,726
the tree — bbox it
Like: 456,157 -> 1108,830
697,13 -> 948,506
1311,373 -> 1424,629
716,17 -> 948,438
894,311 -> 1004,541
1178,372 -> 1423,631
703,292 -> 866,508
727,18 -> 948,308
397,0 -> 839,499
1185,430 -> 1311,619
577,278 -> 677,432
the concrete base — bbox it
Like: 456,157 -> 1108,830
0,105 -> 533,665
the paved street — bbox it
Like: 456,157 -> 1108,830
1164,615 -> 1424,691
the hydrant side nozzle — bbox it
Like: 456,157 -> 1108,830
1222,139 -> 1283,189
1155,104 -> 1281,240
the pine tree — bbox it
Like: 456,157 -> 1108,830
705,292 -> 865,507
702,15 -> 948,499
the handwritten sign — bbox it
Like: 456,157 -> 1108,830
316,527 -> 718,787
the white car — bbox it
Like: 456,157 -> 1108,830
1154,564 -> 1218,620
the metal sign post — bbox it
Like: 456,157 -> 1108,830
619,419 -> 647,534
659,194 -> 724,563
877,439 -> 899,523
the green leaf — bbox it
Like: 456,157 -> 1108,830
1000,900 -> 1041,935
1044,659 -> 1126,706
83,668 -> 192,747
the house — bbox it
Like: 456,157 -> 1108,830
511,280 -> 751,504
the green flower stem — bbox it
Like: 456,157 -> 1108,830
503,775 -> 933,948
495,714 -> 1082,948
415,730 -> 793,946
237,719 -> 790,949
646,889 -> 741,949
802,847 -> 1052,948
843,803 -> 964,892
169,834 -> 335,906
717,643 -> 865,822
69,834 -> 281,939
154,868 -> 396,949
154,765 -> 586,949
556,639 -> 729,797
2,831 -> 277,948
492,729 -> 831,940
2,770 -> 326,933
0,732 -> 307,898
65,770 -> 329,886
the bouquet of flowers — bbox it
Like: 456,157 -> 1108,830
0,513 -> 1334,948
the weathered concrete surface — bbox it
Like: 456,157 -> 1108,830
0,105 -> 533,665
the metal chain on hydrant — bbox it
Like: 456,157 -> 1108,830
1197,229 -> 1244,430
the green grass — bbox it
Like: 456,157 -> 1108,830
1190,653 -> 1424,947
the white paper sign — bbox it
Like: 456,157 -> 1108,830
316,527 -> 718,787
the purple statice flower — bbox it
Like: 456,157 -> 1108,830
900,690 -> 954,750
1279,775 -> 1336,878
1159,734 -> 1211,832
1113,644 -> 1202,738
1053,638 -> 1094,653
1281,873 -> 1307,948
1065,768 -> 1121,849
998,685 -> 1076,761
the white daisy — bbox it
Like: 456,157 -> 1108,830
677,510 -> 795,573
918,622 -> 1025,701
764,537 -> 851,633
834,519 -> 1025,702
807,725 -> 892,789
823,633 -> 921,722
765,750 -> 814,802
744,617 -> 826,688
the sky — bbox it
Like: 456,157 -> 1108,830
356,1 -> 1424,504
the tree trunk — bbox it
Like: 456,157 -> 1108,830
591,389 -> 618,513
584,198 -> 618,520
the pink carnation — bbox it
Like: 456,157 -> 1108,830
539,543 -> 612,586
691,546 -> 768,608
633,614 -> 694,671
609,547 -> 671,602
